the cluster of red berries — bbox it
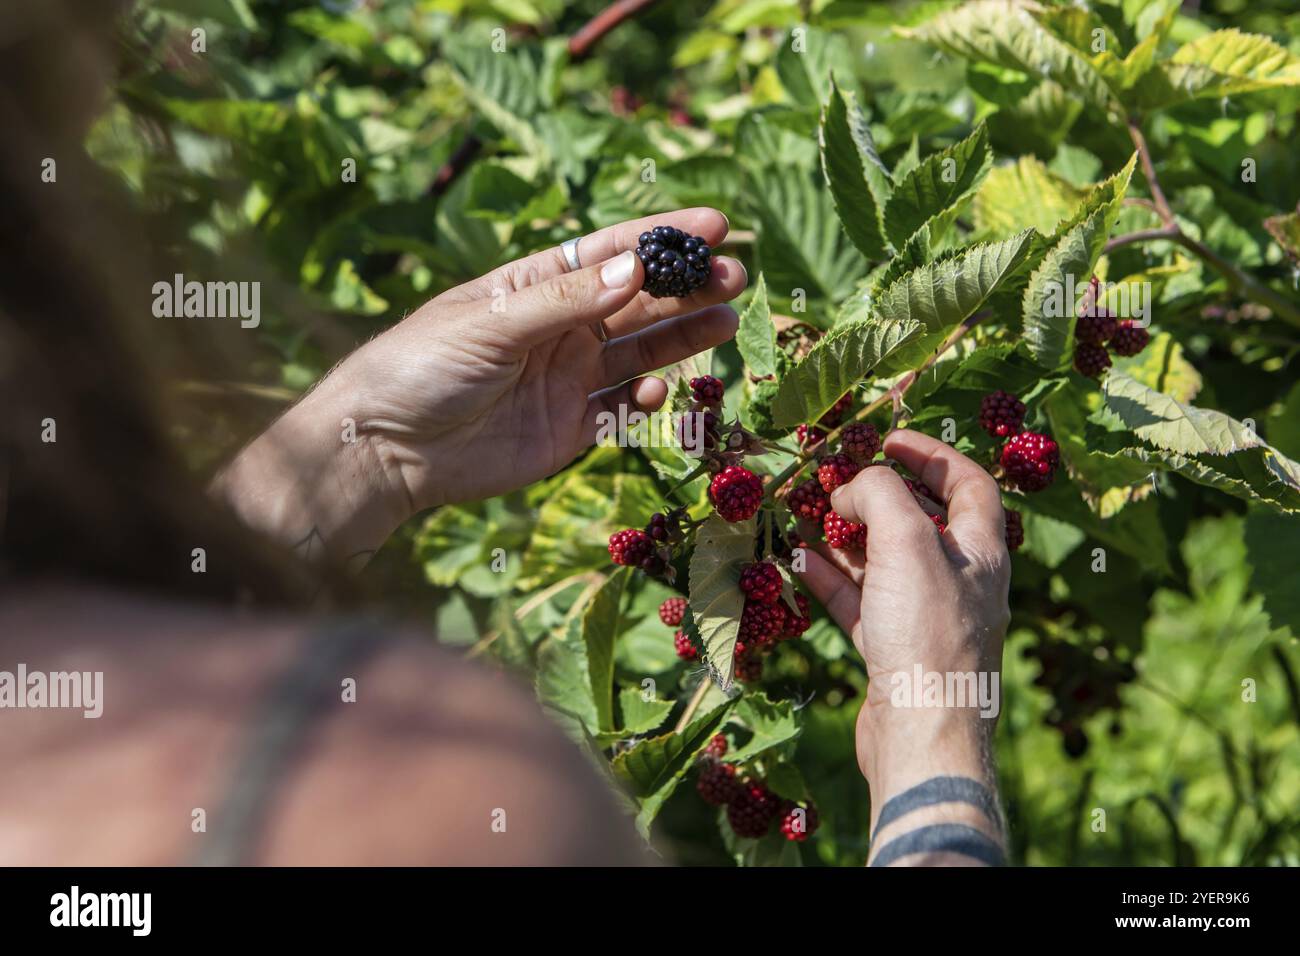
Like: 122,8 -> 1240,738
1072,277 -> 1151,379
786,406 -> 886,553
694,736 -> 819,842
978,390 -> 1060,495
610,375 -> 774,578
658,561 -> 813,682
684,375 -> 769,522
608,508 -> 686,579
1024,636 -> 1137,758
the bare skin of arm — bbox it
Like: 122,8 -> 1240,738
211,208 -> 744,566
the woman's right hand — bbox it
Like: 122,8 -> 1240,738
798,430 -> 1011,835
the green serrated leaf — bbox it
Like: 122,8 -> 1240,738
882,124 -> 992,249
973,157 -> 1088,238
1133,29 -> 1300,109
1022,158 -> 1135,367
819,77 -> 891,259
749,165 -> 870,308
900,0 -> 1122,114
736,274 -> 778,378
728,693 -> 801,762
771,319 -> 922,428
612,700 -> 734,837
871,231 -> 1036,376
689,516 -> 755,690
617,686 -> 675,736
1103,372 -> 1266,457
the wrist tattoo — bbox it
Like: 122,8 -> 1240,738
870,823 -> 1005,868
871,775 -> 1002,844
869,775 -> 1004,866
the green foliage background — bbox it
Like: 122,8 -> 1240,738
94,0 -> 1300,865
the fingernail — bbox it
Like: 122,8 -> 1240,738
601,250 -> 636,289
734,257 -> 749,288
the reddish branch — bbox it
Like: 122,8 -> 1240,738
568,0 -> 661,59
1107,117 -> 1300,327
765,311 -> 991,501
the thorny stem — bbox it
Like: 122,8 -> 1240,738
763,311 -> 991,502
1112,117 -> 1300,328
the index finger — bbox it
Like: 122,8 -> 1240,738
440,208 -> 731,304
883,429 -> 1006,554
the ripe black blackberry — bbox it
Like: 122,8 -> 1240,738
1075,310 -> 1118,346
1073,341 -> 1111,379
727,780 -> 781,837
1110,319 -> 1150,357
696,759 -> 740,806
636,226 -> 712,298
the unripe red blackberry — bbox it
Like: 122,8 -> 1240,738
740,599 -> 786,648
1075,310 -> 1118,346
645,511 -> 677,542
779,800 -> 820,842
929,512 -> 947,534
823,510 -> 866,550
817,453 -> 861,493
1001,431 -> 1060,492
820,392 -> 853,427
1110,319 -> 1150,356
739,561 -> 783,605
1004,508 -> 1024,552
787,478 -> 831,522
780,593 -> 812,639
1073,341 -> 1111,379
796,424 -> 826,447
727,780 -> 781,837
659,596 -> 687,626
608,528 -> 654,567
839,422 -> 881,463
689,375 -> 725,406
704,733 -> 728,758
673,629 -> 698,661
696,759 -> 739,806
978,390 -> 1026,438
709,466 -> 764,522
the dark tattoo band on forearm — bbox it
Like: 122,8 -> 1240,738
869,823 -> 1005,867
870,775 -> 1003,845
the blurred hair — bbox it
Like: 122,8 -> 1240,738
0,0 -> 333,606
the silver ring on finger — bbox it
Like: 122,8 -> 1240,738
560,236 -> 582,272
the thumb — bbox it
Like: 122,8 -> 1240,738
829,464 -> 940,561
499,250 -> 643,347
